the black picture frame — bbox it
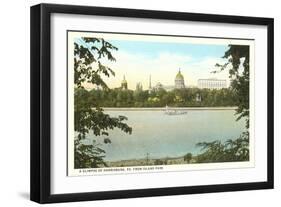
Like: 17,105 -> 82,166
30,3 -> 274,204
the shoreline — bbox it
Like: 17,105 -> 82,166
105,155 -> 193,167
102,106 -> 238,111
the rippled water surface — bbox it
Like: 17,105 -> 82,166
85,109 -> 245,161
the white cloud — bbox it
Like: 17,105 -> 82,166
94,51 -> 230,90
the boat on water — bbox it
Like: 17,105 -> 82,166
164,105 -> 187,115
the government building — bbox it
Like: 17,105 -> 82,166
120,69 -> 188,91
175,69 -> 185,89
198,78 -> 227,89
149,69 -> 186,91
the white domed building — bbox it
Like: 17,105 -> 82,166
175,69 -> 185,89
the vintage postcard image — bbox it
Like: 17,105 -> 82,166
67,31 -> 255,176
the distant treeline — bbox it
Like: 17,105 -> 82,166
75,87 -> 238,107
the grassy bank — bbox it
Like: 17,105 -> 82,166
105,156 -> 196,167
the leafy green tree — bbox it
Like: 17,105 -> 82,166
162,92 -> 175,105
75,139 -> 107,168
224,131 -> 249,160
184,153 -> 192,163
196,45 -> 250,163
196,141 -> 225,163
215,45 -> 250,128
74,37 -> 132,168
154,159 -> 168,165
196,132 -> 249,163
87,87 -> 237,107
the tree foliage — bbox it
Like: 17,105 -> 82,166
87,87 -> 237,108
184,153 -> 192,163
74,38 -> 117,88
74,37 -> 132,168
196,132 -> 249,163
195,45 -> 250,163
75,139 -> 107,168
215,45 -> 250,128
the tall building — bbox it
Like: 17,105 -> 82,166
149,75 -> 152,90
198,78 -> 227,89
136,82 -> 143,91
121,75 -> 128,90
175,69 -> 185,89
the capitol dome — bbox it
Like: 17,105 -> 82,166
175,71 -> 184,80
175,69 -> 185,89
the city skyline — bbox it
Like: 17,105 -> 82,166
76,36 -> 232,90
89,71 -> 228,91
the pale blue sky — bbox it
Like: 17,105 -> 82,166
75,37 -> 230,89
110,39 -> 228,61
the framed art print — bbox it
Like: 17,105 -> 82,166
30,3 -> 274,203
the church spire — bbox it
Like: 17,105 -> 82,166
121,74 -> 128,90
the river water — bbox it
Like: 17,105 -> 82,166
85,109 -> 246,161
